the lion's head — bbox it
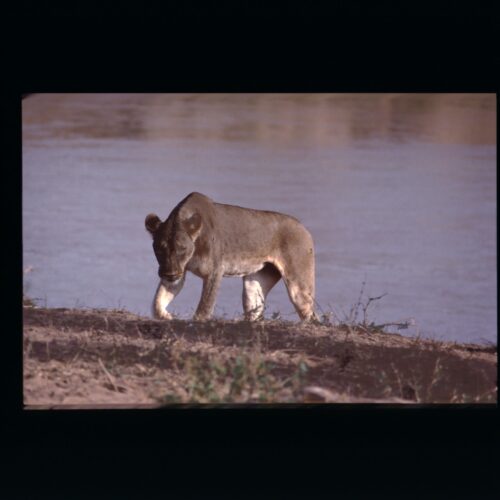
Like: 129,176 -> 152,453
145,211 -> 202,282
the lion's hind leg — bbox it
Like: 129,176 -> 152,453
282,255 -> 317,322
242,263 -> 281,321
283,278 -> 316,321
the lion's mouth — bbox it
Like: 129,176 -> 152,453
161,273 -> 182,283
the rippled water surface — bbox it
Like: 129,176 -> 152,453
23,94 -> 496,343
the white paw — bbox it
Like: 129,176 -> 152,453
153,308 -> 173,320
158,311 -> 173,320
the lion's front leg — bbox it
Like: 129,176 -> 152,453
193,271 -> 223,320
152,275 -> 185,319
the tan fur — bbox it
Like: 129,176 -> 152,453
145,192 -> 317,322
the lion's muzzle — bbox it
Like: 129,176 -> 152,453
159,270 -> 183,282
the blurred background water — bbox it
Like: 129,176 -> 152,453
23,93 -> 496,343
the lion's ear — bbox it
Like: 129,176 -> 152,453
182,212 -> 202,239
145,213 -> 161,235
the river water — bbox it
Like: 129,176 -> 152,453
22,94 -> 496,344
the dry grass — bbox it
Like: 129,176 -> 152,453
23,305 -> 497,407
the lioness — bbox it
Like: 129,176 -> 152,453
145,192 -> 317,322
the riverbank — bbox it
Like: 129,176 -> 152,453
23,304 -> 497,407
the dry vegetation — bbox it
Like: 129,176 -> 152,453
23,300 -> 497,408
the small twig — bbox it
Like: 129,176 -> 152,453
98,358 -> 118,392
69,352 -> 80,366
351,279 -> 367,324
362,292 -> 388,326
370,318 -> 415,331
135,324 -> 143,339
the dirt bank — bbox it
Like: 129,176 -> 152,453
23,305 -> 497,407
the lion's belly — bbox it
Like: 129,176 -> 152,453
222,259 -> 267,277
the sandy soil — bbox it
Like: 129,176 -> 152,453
23,305 -> 497,407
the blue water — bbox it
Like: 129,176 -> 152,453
23,93 -> 497,344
